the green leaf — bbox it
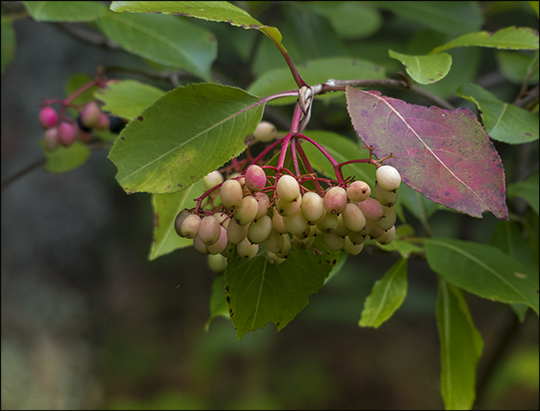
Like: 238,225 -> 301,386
248,57 -> 386,105
375,238 -> 422,260
359,258 -> 408,328
65,73 -> 98,105
148,179 -> 206,261
95,12 -> 216,81
456,82 -> 539,144
378,2 -> 483,36
496,50 -> 539,85
507,172 -> 539,214
490,220 -> 538,273
108,83 -> 264,195
96,80 -> 166,121
530,1 -> 540,16
431,26 -> 539,54
42,141 -> 91,173
299,130 -> 375,186
437,279 -> 483,410
110,1 -> 285,55
225,236 -> 341,340
388,50 -> 452,84
1,16 -> 16,75
23,1 -> 107,22
206,273 -> 230,330
304,2 -> 381,40
324,251 -> 348,284
424,238 -> 539,314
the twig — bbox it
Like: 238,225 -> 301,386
1,157 -> 47,192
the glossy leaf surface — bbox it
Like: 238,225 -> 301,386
456,83 -> 538,144
96,80 -> 166,120
425,238 -> 539,314
432,26 -> 539,54
23,1 -> 106,22
388,50 -> 452,84
346,87 -> 508,219
110,1 -> 284,53
95,12 -> 216,80
437,280 -> 483,410
149,179 -> 206,261
378,2 -> 482,36
225,237 -> 341,340
359,258 -> 407,328
109,84 -> 264,195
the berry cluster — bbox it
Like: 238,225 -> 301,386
174,122 -> 401,272
39,101 -> 125,152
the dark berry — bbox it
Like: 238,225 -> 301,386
109,116 -> 125,133
77,114 -> 92,132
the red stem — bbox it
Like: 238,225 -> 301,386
295,139 -> 323,195
290,138 -> 300,177
294,133 -> 344,183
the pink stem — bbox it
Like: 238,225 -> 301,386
295,139 -> 323,195
294,133 -> 344,183
290,139 -> 300,177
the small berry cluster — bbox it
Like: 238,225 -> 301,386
39,100 -> 125,152
174,122 -> 401,272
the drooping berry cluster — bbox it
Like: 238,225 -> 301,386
174,122 -> 401,272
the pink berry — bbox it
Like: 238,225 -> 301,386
80,101 -> 101,128
94,112 -> 111,131
245,165 -> 267,192
43,128 -> 59,152
58,122 -> 76,147
39,107 -> 58,129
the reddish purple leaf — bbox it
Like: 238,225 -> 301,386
346,87 -> 508,219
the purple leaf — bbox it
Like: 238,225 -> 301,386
346,87 -> 508,219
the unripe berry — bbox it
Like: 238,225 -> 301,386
276,175 -> 300,203
180,214 -> 201,238
57,122 -> 76,147
206,226 -> 229,254
367,221 -> 384,239
198,215 -> 221,245
174,209 -> 191,237
220,179 -> 243,209
341,203 -> 366,233
264,229 -> 286,255
376,206 -> 397,231
248,215 -> 272,244
344,237 -> 364,255
81,101 -> 101,128
234,195 -> 258,226
276,196 -> 302,217
43,128 -> 59,152
245,165 -> 267,192
253,120 -> 277,142
347,180 -> 371,202
292,235 -> 314,250
333,215 -> 351,238
271,209 -> 288,234
375,182 -> 398,207
227,218 -> 249,244
283,210 -> 308,235
348,230 -> 367,245
357,198 -> 384,221
266,251 -> 286,265
39,107 -> 58,129
323,186 -> 347,214
301,192 -> 325,224
316,212 -> 338,233
377,226 -> 396,245
94,112 -> 111,131
207,254 -> 228,272
203,170 -> 224,190
237,237 -> 258,260
193,235 -> 209,254
376,165 -> 401,191
253,192 -> 270,219
323,232 -> 345,251
274,233 -> 291,258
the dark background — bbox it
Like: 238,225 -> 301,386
1,2 -> 538,409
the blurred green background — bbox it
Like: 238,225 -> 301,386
1,1 -> 538,409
